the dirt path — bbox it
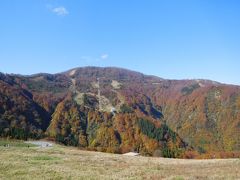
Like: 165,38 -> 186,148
25,141 -> 53,148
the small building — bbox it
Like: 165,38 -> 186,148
111,107 -> 117,115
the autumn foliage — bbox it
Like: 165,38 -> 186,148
0,67 -> 240,158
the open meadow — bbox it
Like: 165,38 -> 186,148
0,139 -> 239,180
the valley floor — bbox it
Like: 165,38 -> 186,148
0,140 -> 239,180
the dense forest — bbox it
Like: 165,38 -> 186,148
0,67 -> 240,158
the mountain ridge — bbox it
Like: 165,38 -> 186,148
0,66 -> 240,158
2,66 -> 239,86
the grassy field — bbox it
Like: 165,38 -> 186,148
0,139 -> 239,180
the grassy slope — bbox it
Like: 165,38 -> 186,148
0,140 -> 239,180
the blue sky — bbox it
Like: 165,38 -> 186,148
0,0 -> 240,85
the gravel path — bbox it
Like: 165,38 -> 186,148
25,141 -> 53,148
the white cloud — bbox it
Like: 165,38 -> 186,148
52,6 -> 69,16
100,54 -> 109,60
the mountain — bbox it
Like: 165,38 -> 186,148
0,67 -> 240,158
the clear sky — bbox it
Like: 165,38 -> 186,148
0,0 -> 240,85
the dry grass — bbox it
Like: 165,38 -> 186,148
0,140 -> 239,180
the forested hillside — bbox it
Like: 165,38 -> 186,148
0,67 -> 239,158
